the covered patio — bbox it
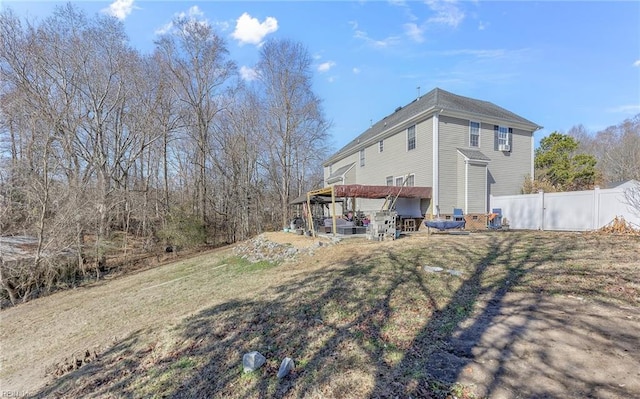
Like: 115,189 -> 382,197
302,184 -> 432,237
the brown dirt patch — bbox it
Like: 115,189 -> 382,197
259,231 -> 331,249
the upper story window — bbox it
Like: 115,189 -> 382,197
407,125 -> 416,151
395,176 -> 404,186
469,121 -> 480,147
386,176 -> 393,186
379,140 -> 384,153
359,148 -> 365,167
495,125 -> 513,151
406,174 -> 415,187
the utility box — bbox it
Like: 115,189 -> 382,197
367,211 -> 397,241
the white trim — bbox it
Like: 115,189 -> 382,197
531,133 -> 535,179
464,161 -> 469,213
432,112 -> 440,216
395,176 -> 404,186
485,165 -> 488,212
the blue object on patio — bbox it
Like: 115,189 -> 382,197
424,220 -> 466,231
453,208 -> 464,221
488,208 -> 502,229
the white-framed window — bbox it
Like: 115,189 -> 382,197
469,121 -> 480,147
406,174 -> 415,187
407,125 -> 416,151
359,148 -> 365,167
495,125 -> 512,147
386,176 -> 393,186
379,140 -> 384,153
395,176 -> 404,186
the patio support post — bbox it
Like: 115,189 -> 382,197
306,193 -> 315,237
331,185 -> 337,237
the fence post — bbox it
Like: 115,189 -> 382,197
593,186 -> 600,230
538,190 -> 545,230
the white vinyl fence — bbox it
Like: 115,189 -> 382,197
490,181 -> 640,231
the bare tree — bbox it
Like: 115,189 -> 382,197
624,181 -> 640,218
571,115 -> 640,184
255,39 -> 330,228
154,13 -> 236,230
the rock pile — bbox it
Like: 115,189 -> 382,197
48,349 -> 99,377
233,234 -> 330,263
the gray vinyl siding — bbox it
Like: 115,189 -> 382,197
354,116 -> 433,186
486,127 -> 533,196
438,115 -> 468,214
457,154 -> 465,210
468,163 -> 486,213
324,111 -> 533,215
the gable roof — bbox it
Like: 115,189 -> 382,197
326,162 -> 355,184
325,87 -> 541,165
457,148 -> 491,162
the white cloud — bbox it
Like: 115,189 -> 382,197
352,67 -> 361,74
318,61 -> 336,73
154,6 -> 209,36
426,0 -> 465,28
607,104 -> 640,114
353,29 -> 400,48
441,49 -> 508,59
103,0 -> 135,21
634,59 -> 640,67
155,22 -> 173,36
239,66 -> 258,81
478,21 -> 488,31
232,12 -> 278,46
178,5 -> 204,20
404,22 -> 425,43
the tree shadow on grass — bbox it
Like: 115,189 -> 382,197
31,232 -> 640,398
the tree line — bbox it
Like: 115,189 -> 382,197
524,115 -> 640,193
0,5 -> 330,303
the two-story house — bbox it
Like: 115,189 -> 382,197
323,88 -> 542,217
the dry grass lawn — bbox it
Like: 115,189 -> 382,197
1,231 -> 639,398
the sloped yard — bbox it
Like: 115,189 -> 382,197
1,231 -> 639,398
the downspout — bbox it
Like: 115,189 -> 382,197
464,160 -> 469,213
432,110 -> 442,216
531,133 -> 535,179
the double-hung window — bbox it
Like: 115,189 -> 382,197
495,125 -> 512,146
469,121 -> 480,147
386,176 -> 393,186
406,174 -> 415,187
359,148 -> 365,167
395,176 -> 404,186
407,125 -> 416,151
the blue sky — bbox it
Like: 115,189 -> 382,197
2,0 -> 639,151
